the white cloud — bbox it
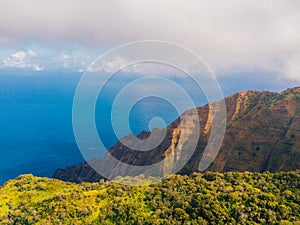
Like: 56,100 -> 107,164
28,50 -> 37,57
284,55 -> 300,81
87,56 -> 191,77
55,54 -> 93,71
0,0 -> 299,81
88,57 -> 130,73
32,64 -> 44,71
62,54 -> 71,59
0,50 -> 45,71
11,51 -> 26,60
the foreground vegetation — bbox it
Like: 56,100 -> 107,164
0,171 -> 299,224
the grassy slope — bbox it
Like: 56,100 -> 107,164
0,171 -> 299,224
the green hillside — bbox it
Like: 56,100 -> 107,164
0,171 -> 299,224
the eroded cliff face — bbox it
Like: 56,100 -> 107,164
212,88 -> 300,172
53,87 -> 300,183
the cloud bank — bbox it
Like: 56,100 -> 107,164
0,0 -> 299,81
1,50 -> 44,71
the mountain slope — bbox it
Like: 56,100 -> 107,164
54,87 -> 300,183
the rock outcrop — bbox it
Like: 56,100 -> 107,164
53,87 -> 300,183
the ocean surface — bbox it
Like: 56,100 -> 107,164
0,71 -> 208,184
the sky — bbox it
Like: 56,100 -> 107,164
0,0 -> 299,87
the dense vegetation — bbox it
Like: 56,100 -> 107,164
262,88 -> 300,107
0,171 -> 299,224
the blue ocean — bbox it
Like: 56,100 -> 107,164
0,71 -> 208,184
